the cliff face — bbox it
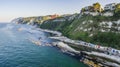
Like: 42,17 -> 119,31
12,13 -> 120,49
40,14 -> 77,30
40,13 -> 120,49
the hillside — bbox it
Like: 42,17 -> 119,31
39,13 -> 120,49
11,14 -> 60,25
12,12 -> 120,49
11,3 -> 120,49
10,2 -> 120,67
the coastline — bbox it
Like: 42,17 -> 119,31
37,27 -> 120,67
15,23 -> 120,67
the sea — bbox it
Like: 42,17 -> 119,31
0,23 -> 88,67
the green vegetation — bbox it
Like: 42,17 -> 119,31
92,32 -> 120,49
40,15 -> 76,31
114,4 -> 120,20
93,2 -> 103,12
68,15 -> 120,49
40,14 -> 120,49
18,8 -> 120,50
115,3 -> 120,13
81,2 -> 103,12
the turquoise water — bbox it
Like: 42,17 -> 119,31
0,23 -> 88,67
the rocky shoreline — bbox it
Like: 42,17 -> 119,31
15,23 -> 120,67
38,28 -> 120,67
51,42 -> 120,67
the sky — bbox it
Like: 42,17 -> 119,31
0,0 -> 120,22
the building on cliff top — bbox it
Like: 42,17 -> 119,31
104,3 -> 116,11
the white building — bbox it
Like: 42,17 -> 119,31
104,3 -> 116,11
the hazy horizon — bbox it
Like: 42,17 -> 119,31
0,0 -> 120,22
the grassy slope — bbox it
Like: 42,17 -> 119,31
40,14 -> 120,49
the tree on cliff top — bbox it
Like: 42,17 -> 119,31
114,3 -> 120,18
93,2 -> 103,12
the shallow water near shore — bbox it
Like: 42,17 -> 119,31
0,23 -> 88,67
